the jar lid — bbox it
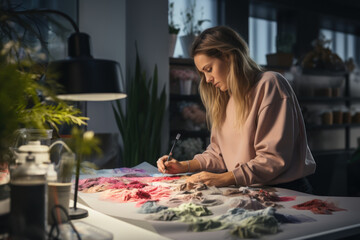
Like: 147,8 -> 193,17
18,141 -> 49,153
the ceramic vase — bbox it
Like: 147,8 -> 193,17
169,34 -> 177,57
180,34 -> 196,58
180,79 -> 192,95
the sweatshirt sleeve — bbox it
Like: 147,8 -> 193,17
193,131 -> 227,173
233,97 -> 297,185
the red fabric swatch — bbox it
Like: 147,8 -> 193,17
292,199 -> 346,214
278,196 -> 296,202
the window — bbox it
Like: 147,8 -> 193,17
169,0 -> 217,58
249,17 -> 277,65
321,29 -> 356,63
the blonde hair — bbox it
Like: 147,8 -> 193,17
191,26 -> 263,130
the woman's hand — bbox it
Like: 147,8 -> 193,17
157,155 -> 187,174
186,171 -> 236,187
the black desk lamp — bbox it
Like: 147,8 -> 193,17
18,9 -> 127,219
48,12 -> 127,220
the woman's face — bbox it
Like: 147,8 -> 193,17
194,54 -> 229,91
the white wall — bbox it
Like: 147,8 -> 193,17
126,0 -> 168,85
78,0 -> 169,154
125,0 -> 169,154
78,0 -> 126,134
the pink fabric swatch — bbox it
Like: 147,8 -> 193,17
123,176 -> 181,183
110,180 -> 148,190
100,185 -> 173,207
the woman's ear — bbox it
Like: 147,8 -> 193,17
224,55 -> 231,71
223,54 -> 231,66
225,54 -> 231,62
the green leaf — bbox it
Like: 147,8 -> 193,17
112,49 -> 166,167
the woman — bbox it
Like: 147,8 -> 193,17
157,26 -> 316,193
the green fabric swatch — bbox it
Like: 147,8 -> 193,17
231,215 -> 279,238
150,203 -> 212,222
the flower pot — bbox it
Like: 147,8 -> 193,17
169,34 -> 177,57
266,53 -> 294,67
180,34 -> 196,58
180,79 -> 192,95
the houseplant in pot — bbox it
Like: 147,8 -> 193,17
0,49 -> 88,235
169,2 -> 180,57
0,44 -> 88,165
112,49 -> 166,167
0,4 -> 96,235
266,33 -> 295,68
0,2 -> 89,193
179,0 -> 210,58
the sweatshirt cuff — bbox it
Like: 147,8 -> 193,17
231,170 -> 239,186
232,165 -> 250,186
193,154 -> 206,171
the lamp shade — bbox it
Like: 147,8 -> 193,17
48,32 -> 126,101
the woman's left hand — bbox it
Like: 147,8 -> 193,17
186,171 -> 236,187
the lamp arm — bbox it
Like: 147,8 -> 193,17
15,9 -> 79,33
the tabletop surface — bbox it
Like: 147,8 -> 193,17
74,163 -> 360,240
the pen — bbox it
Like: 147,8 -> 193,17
167,133 -> 181,162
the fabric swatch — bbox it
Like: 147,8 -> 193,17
177,182 -> 208,191
189,207 -> 280,235
273,213 -> 316,224
165,191 -> 223,208
230,215 -> 279,238
138,201 -> 168,214
189,219 -> 230,232
110,180 -> 148,190
292,199 -> 346,214
149,203 -> 212,222
215,207 -> 275,223
227,197 -> 266,210
100,185 -> 173,206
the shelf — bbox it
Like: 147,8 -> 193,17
301,69 -> 348,76
298,96 -> 360,103
311,149 -> 355,156
169,57 -> 208,145
169,57 -> 194,66
170,94 -> 201,101
261,65 -> 291,71
170,129 -> 210,138
261,67 -> 348,76
306,123 -> 360,130
349,97 -> 360,102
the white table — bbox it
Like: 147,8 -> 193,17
74,163 -> 360,240
70,200 -> 170,240
77,187 -> 360,240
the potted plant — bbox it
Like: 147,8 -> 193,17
0,5 -> 88,169
169,2 -> 180,57
112,49 -> 166,167
170,67 -> 198,95
266,33 -> 295,68
301,33 -> 345,72
0,63 -> 28,176
179,0 -> 210,58
0,51 -> 87,159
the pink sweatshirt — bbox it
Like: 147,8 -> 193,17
194,71 -> 316,186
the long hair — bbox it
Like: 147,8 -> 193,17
191,26 -> 263,130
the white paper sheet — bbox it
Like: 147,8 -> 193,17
76,164 -> 360,240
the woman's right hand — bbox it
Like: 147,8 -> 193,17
157,155 -> 186,174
